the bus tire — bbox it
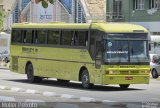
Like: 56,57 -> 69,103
151,69 -> 159,79
26,63 -> 35,83
81,69 -> 93,89
4,57 -> 9,63
119,84 -> 130,89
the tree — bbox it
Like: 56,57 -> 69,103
0,11 -> 5,31
35,0 -> 55,8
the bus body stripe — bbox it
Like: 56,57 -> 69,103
12,56 -> 95,65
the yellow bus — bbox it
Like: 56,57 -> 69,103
10,22 -> 150,89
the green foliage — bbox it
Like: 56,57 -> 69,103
42,0 -> 48,8
0,11 -> 5,26
36,0 -> 54,8
48,0 -> 54,4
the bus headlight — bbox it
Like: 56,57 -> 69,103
139,71 -> 144,74
105,70 -> 120,74
109,71 -> 113,74
145,70 -> 149,74
109,71 -> 120,74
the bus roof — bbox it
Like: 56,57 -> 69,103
12,22 -> 148,33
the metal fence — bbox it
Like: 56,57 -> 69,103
106,12 -> 125,22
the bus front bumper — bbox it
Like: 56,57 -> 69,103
103,75 -> 150,85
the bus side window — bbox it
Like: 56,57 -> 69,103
73,31 -> 78,46
77,31 -> 88,46
34,30 -> 38,44
61,31 -> 73,46
22,30 -> 26,43
11,30 -> 22,44
36,30 -> 47,44
48,30 -> 60,45
25,30 -> 33,44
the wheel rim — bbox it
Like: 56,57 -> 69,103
82,74 -> 89,87
27,65 -> 33,81
152,70 -> 157,78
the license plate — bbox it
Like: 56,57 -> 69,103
125,76 -> 133,80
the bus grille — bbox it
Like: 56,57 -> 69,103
120,70 -> 139,75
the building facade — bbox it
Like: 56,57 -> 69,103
13,0 -> 30,23
107,0 -> 160,34
20,0 -> 87,23
107,0 -> 160,54
0,0 -> 16,31
20,0 -> 106,23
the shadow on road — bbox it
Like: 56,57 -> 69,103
6,78 -> 145,92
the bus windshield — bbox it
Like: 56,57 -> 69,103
104,33 -> 149,63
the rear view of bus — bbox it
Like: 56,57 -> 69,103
93,23 -> 150,89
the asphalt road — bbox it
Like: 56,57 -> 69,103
0,68 -> 160,108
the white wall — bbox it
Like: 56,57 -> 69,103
32,2 -> 54,23
29,0 -> 71,23
130,22 -> 160,33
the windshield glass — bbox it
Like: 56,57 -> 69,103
104,33 -> 149,63
130,41 -> 148,62
105,40 -> 129,62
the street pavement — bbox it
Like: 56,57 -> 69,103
0,64 -> 160,108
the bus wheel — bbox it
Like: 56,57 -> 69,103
151,69 -> 159,79
119,84 -> 130,89
26,63 -> 35,83
81,69 -> 93,89
4,57 -> 9,63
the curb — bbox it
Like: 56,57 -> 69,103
25,99 -> 46,102
0,86 -> 10,90
25,99 -> 47,106
26,89 -> 40,94
0,67 -> 9,70
11,87 -> 25,92
79,97 -> 96,102
0,85 -> 116,104
43,91 -> 60,97
0,96 -> 16,102
61,94 -> 79,99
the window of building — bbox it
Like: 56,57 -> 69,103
61,31 -> 73,45
36,30 -> 47,44
113,0 -> 122,18
134,0 -> 145,10
11,30 -> 22,43
48,31 -> 60,45
150,0 -> 160,9
0,5 -> 3,10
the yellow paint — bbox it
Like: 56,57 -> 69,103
10,22 -> 150,86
